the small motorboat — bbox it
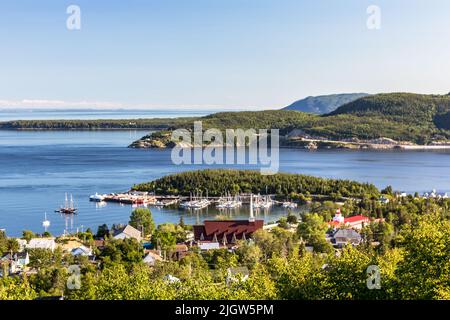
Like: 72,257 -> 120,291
90,193 -> 105,202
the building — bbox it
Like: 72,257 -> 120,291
328,209 -> 370,230
172,244 -> 189,260
143,251 -> 163,266
198,242 -> 221,251
332,229 -> 362,247
26,238 -> 56,251
379,196 -> 390,204
113,224 -> 142,242
71,245 -> 93,257
195,193 -> 263,243
193,220 -> 264,245
0,252 -> 29,274
423,189 -> 448,199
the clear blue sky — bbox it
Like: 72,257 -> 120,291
1,0 -> 450,109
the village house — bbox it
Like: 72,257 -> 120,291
172,244 -> 189,260
143,250 -> 163,266
379,195 -> 390,204
113,224 -> 142,242
26,238 -> 56,251
71,245 -> 93,257
328,209 -> 370,230
331,229 -> 362,247
0,252 -> 30,274
423,189 -> 448,199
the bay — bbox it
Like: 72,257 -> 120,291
0,130 -> 449,237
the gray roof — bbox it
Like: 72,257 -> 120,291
228,267 -> 250,276
113,224 -> 142,241
333,229 -> 361,240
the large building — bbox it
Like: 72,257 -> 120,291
193,194 -> 264,245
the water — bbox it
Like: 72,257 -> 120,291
0,108 -> 219,121
1,130 -> 450,237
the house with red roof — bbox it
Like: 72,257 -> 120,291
328,209 -> 370,230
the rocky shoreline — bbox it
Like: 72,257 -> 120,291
129,135 -> 450,150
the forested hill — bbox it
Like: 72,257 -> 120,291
283,93 -> 369,114
132,169 -> 380,199
328,93 -> 450,130
132,93 -> 450,147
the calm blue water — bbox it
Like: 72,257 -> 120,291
1,130 -> 450,237
0,108 -> 218,121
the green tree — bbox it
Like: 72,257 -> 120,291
5,238 -> 20,252
129,208 -> 155,237
235,241 -> 262,269
297,213 -> 333,253
395,213 -> 450,299
22,230 -> 35,242
96,224 -> 110,239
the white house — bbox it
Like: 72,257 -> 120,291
379,196 -> 390,204
71,245 -> 93,257
26,238 -> 56,251
0,252 -> 29,274
143,251 -> 163,266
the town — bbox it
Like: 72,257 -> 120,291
1,178 -> 449,300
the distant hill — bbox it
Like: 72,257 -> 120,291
283,93 -> 369,114
328,92 -> 450,130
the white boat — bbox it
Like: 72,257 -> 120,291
181,192 -> 211,210
253,194 -> 273,209
282,202 -> 298,209
216,193 -> 241,209
90,193 -> 105,202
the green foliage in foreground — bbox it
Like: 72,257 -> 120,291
132,169 -> 380,199
2,210 -> 450,300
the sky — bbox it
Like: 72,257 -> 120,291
1,0 -> 450,110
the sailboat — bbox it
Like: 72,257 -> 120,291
42,212 -> 50,232
55,193 -> 78,214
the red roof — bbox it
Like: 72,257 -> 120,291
345,215 -> 370,224
194,220 -> 264,242
328,215 -> 370,227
